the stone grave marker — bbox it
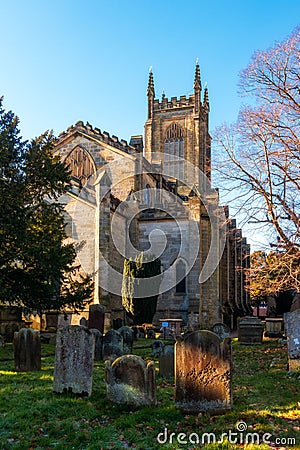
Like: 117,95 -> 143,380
13,328 -> 41,372
159,344 -> 174,378
284,309 -> 300,370
88,305 -> 105,334
0,334 -> 5,347
175,330 -> 232,414
53,325 -> 94,396
105,354 -> 156,407
118,326 -> 134,354
102,330 -> 123,360
57,314 -> 72,329
210,322 -> 230,341
90,328 -> 103,361
151,340 -> 164,357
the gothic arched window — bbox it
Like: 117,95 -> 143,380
164,123 -> 185,180
175,259 -> 187,294
65,146 -> 95,186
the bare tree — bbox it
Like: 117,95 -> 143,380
214,26 -> 300,293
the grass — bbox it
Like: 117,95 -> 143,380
0,338 -> 299,449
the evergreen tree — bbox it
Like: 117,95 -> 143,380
0,98 -> 93,316
122,252 -> 161,325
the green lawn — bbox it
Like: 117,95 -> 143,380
0,338 -> 299,449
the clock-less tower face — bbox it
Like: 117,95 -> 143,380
144,64 -> 211,191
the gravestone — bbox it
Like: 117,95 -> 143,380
284,309 -> 300,370
238,316 -> 264,344
112,318 -> 123,330
131,326 -> 139,340
0,306 -> 22,342
53,325 -> 94,396
0,335 -> 5,347
118,326 -> 133,354
88,305 -> 105,334
102,330 -> 123,360
211,322 -> 230,340
151,340 -> 164,357
137,326 -> 145,338
105,355 -> 156,407
57,314 -> 72,329
13,328 -> 41,372
159,344 -> 174,378
90,328 -> 103,361
175,330 -> 232,414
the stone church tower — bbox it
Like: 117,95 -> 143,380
52,63 -> 251,331
144,63 -> 211,188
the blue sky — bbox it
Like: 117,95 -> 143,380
1,1 -> 299,247
1,0 -> 299,142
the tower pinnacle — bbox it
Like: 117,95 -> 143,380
194,60 -> 201,91
147,67 -> 155,98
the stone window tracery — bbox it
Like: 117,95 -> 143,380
65,147 -> 95,186
164,123 -> 185,180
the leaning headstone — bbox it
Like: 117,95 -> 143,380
102,330 -> 123,360
211,323 -> 230,341
118,326 -> 133,354
284,309 -> 300,370
175,330 -> 232,414
88,305 -> 105,334
152,340 -> 164,357
159,344 -> 174,378
53,325 -> 94,396
90,329 -> 103,361
105,355 -> 156,407
13,328 -> 41,372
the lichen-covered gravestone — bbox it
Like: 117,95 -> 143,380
90,328 -> 103,361
151,340 -> 164,357
159,344 -> 174,378
102,330 -> 123,360
13,328 -> 41,372
175,330 -> 232,414
211,322 -> 230,341
284,309 -> 300,371
118,326 -> 134,354
105,355 -> 156,407
88,305 -> 105,334
53,325 -> 95,396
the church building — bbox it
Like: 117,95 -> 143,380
54,63 -> 251,330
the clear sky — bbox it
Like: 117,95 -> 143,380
1,0 -> 299,247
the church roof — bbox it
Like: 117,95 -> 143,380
57,120 -> 136,156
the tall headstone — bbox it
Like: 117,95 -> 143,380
175,330 -> 232,414
88,305 -> 105,334
284,309 -> 300,370
13,328 -> 41,372
102,330 -> 123,360
105,355 -> 156,407
118,326 -> 133,354
159,344 -> 174,378
90,328 -> 103,361
53,325 -> 94,396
